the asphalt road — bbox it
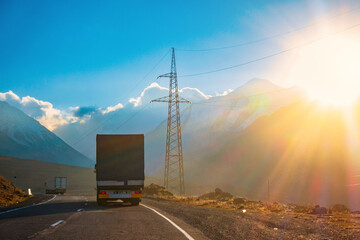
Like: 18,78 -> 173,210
0,195 -> 205,240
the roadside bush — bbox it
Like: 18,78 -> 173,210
199,188 -> 233,200
331,204 -> 350,214
233,197 -> 246,205
143,183 -> 173,198
312,205 -> 327,214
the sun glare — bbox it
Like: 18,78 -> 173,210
294,36 -> 360,106
276,27 -> 360,107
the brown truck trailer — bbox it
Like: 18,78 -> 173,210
96,134 -> 144,206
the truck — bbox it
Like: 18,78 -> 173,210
96,134 -> 144,206
45,177 -> 67,194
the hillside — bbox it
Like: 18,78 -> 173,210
54,79 -> 304,162
0,175 -> 28,206
146,79 -> 305,174
0,155 -> 95,194
0,101 -> 94,168
182,101 -> 360,210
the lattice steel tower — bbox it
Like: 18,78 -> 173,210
151,48 -> 190,195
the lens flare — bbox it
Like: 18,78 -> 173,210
289,36 -> 360,106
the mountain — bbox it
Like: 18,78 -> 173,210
0,101 -> 94,168
55,78 -> 304,163
53,82 -> 211,160
145,79 -> 305,174
54,105 -> 168,161
176,100 -> 360,209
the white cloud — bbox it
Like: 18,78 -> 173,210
37,107 -> 69,131
0,90 -> 21,103
216,89 -> 233,97
179,87 -> 212,101
129,82 -> 211,106
129,82 -> 168,107
101,103 -> 124,114
0,91 -> 70,131
1,83 -> 212,131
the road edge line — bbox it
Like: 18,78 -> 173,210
0,195 -> 57,215
50,220 -> 64,227
140,203 -> 195,240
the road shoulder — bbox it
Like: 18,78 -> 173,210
0,194 -> 54,213
142,199 -> 209,240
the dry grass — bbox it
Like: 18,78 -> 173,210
0,175 -> 29,207
144,184 -> 360,235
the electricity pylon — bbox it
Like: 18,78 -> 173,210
151,48 -> 190,195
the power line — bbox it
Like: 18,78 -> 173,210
179,22 -> 360,78
174,88 -> 305,124
135,49 -> 171,87
177,5 -> 360,52
67,17 -> 360,147
114,103 -> 151,131
193,87 -> 301,104
70,49 -> 170,147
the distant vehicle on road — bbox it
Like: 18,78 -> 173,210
96,134 -> 144,206
46,177 -> 67,194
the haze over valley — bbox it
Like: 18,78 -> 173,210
1,1 -> 360,239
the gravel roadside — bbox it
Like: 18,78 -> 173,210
142,198 -> 360,240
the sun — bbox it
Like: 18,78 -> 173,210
293,35 -> 360,106
276,31 -> 360,107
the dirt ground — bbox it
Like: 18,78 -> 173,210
143,198 -> 360,240
142,185 -> 360,239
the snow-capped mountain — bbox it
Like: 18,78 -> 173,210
145,78 -> 305,174
54,82 -> 211,160
0,101 -> 94,168
55,79 -> 304,163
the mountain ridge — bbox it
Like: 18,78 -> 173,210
0,101 -> 94,168
145,79 -> 305,175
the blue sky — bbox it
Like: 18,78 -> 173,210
0,0 -> 358,109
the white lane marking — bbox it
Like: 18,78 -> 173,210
50,220 -> 64,227
0,195 -> 57,215
141,204 -> 195,240
77,208 -> 84,212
